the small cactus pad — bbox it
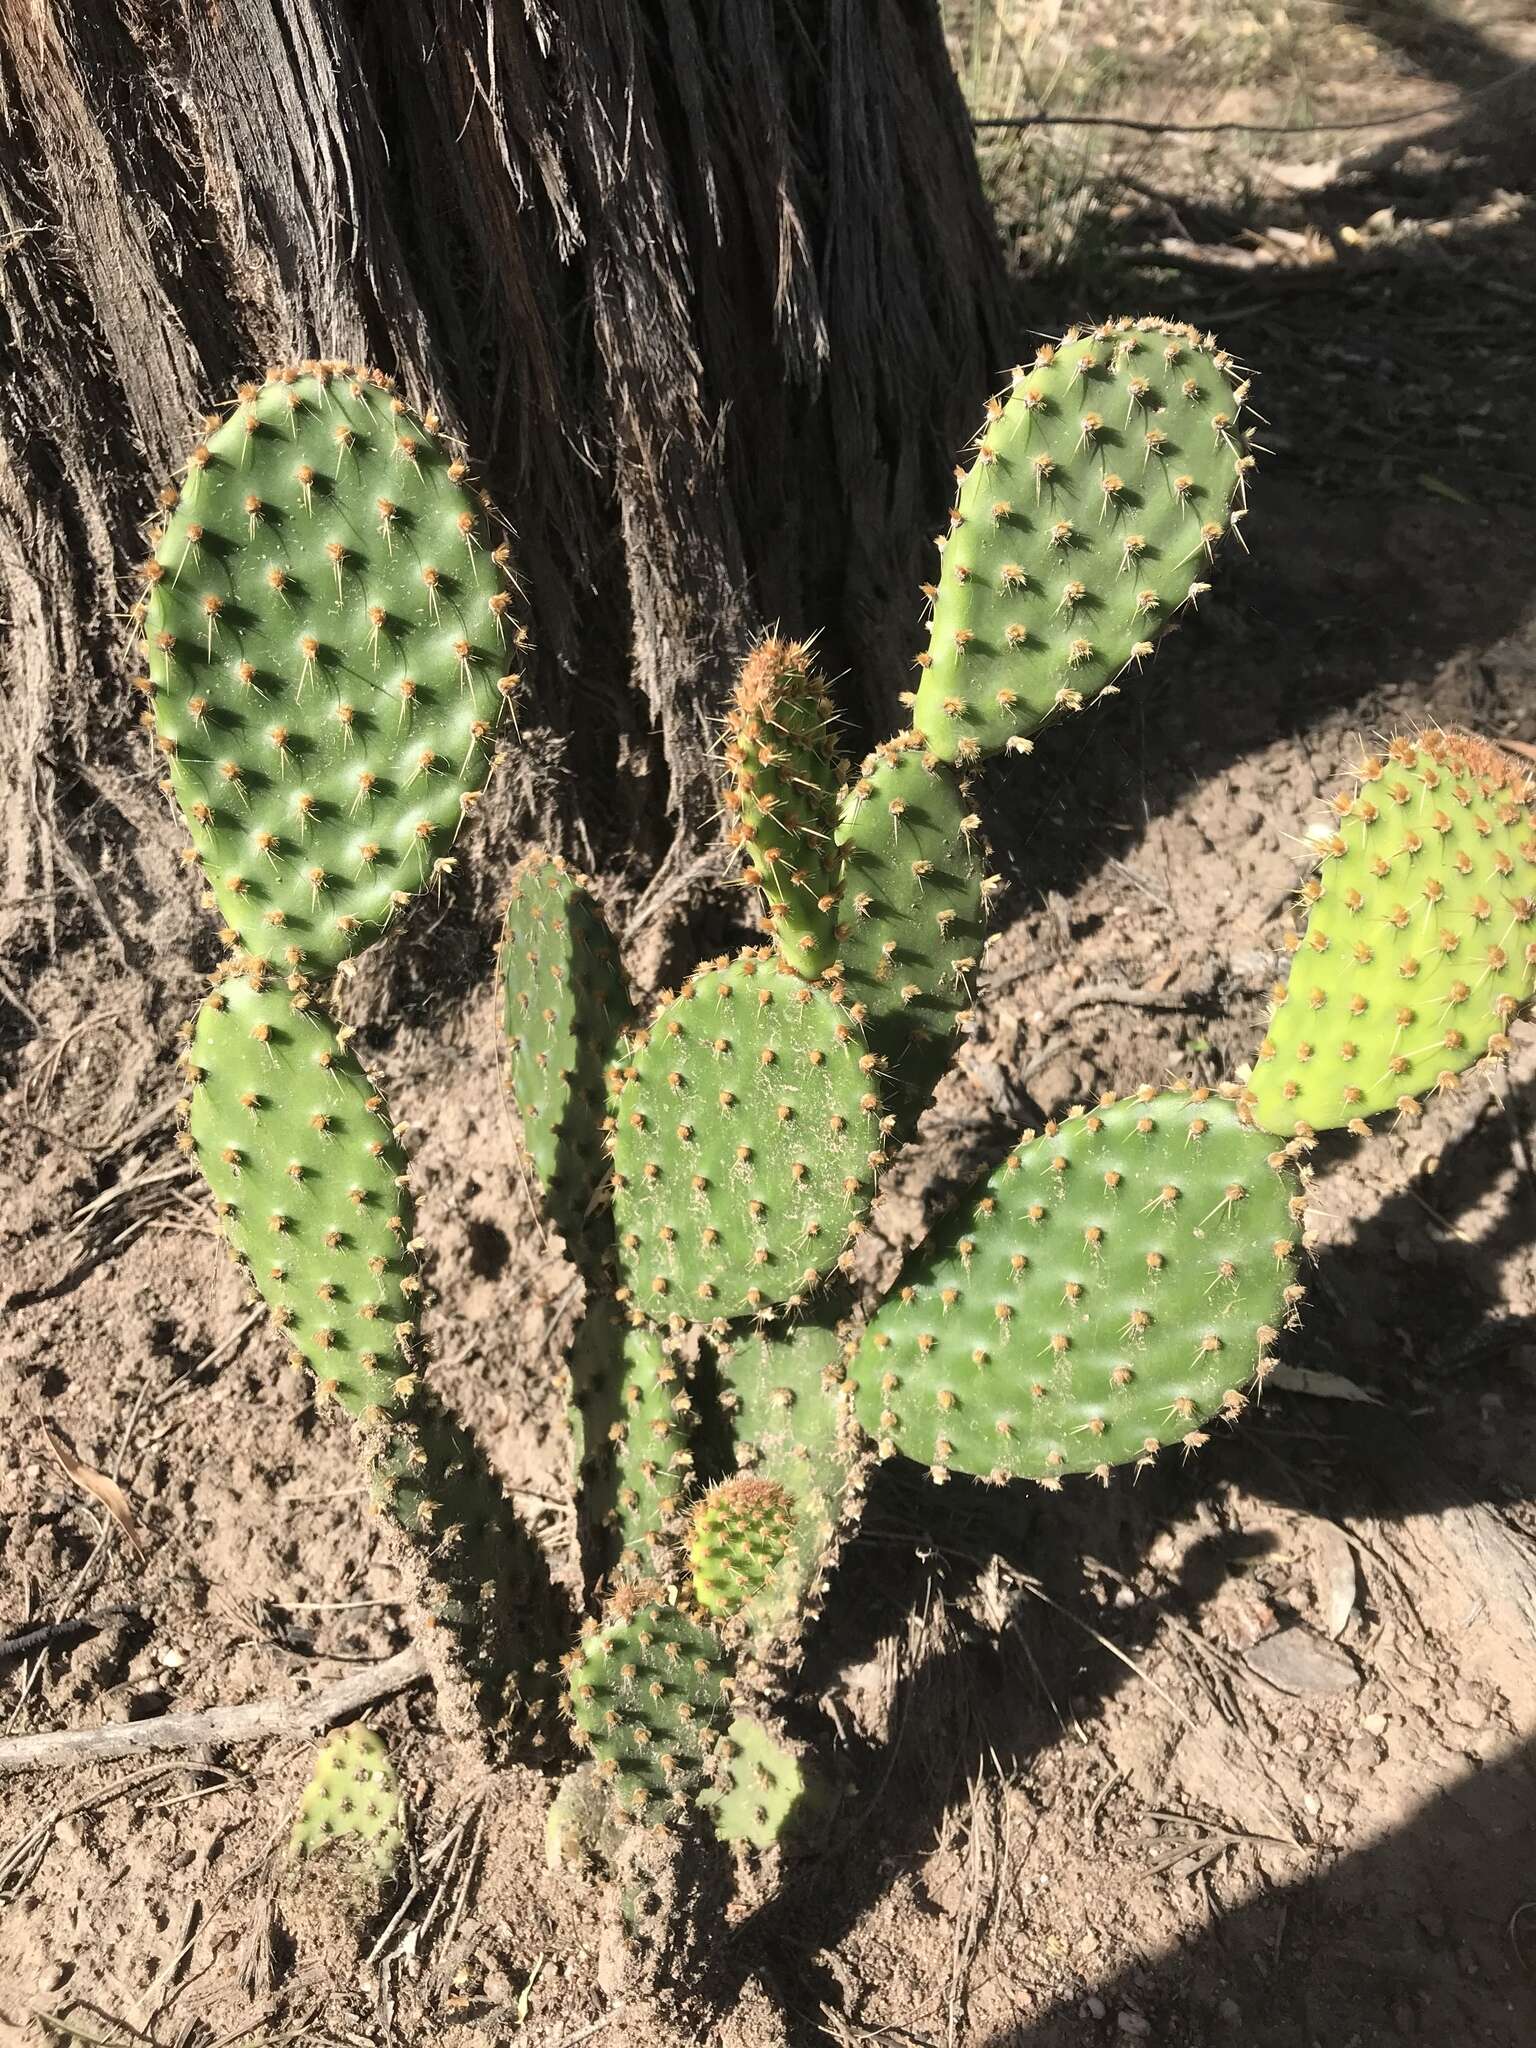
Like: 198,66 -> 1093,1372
911,319 -> 1249,762
566,1298 -> 696,1579
832,736 -> 986,1134
723,640 -> 845,977
290,1723 -> 404,1883
184,967 -> 417,1415
688,1477 -> 796,1620
565,1597 -> 732,1826
1248,730 -> 1536,1135
849,1090 -> 1303,1485
715,1307 -> 856,1646
499,852 -> 631,1264
609,951 -> 885,1318
700,1714 -> 816,1851
145,364 -> 520,973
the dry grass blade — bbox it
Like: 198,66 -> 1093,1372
42,1420 -> 148,1557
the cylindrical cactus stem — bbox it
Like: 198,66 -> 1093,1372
723,640 -> 846,978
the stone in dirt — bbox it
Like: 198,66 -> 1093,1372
1243,1625 -> 1360,1697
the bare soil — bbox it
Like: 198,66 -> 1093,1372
6,4 -> 1536,2044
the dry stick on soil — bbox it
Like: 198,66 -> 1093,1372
0,1645 -> 427,1775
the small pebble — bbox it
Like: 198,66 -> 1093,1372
1085,1994 -> 1107,2019
157,1646 -> 186,1670
1117,2012 -> 1151,2038
1219,1997 -> 1242,2023
1302,1791 -> 1322,1816
1361,1712 -> 1388,1736
37,1961 -> 68,1993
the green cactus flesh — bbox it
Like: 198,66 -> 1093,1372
609,951 -> 884,1319
688,1476 -> 796,1619
700,1714 -> 814,1851
565,1296 -> 695,1578
290,1723 -> 404,1883
565,1598 -> 732,1826
499,852 -> 631,1266
1248,730 -> 1536,1135
184,967 -> 417,1414
848,1089 -> 1303,1485
145,364 -> 519,974
832,735 -> 986,1135
724,640 -> 845,978
714,1307 -> 855,1645
910,319 -> 1249,763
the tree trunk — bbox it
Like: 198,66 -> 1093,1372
0,0 -> 1010,1015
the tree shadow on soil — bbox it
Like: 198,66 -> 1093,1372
692,1060 -> 1536,2042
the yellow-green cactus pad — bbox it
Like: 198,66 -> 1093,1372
1248,729 -> 1536,1135
145,362 -> 521,974
688,1476 -> 796,1620
848,1089 -> 1304,1486
724,640 -> 846,978
290,1723 -> 403,1884
911,318 -> 1250,763
609,951 -> 885,1319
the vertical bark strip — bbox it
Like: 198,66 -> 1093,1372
0,0 -> 1011,983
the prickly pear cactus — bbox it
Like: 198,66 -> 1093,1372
1248,729 -> 1536,1134
609,952 -> 886,1318
566,1297 -> 696,1576
564,1598 -> 733,1826
832,735 -> 989,1134
724,641 -> 845,976
144,363 -> 520,974
848,1090 -> 1305,1484
688,1477 -> 795,1620
290,1723 -> 404,1886
911,319 -> 1250,762
499,852 -> 632,1266
700,1714 -> 817,1851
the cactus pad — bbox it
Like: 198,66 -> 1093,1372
145,364 -> 520,974
724,641 -> 846,977
832,736 -> 987,1134
1248,730 -> 1536,1135
700,1714 -> 816,1850
566,1298 -> 696,1578
610,952 -> 885,1318
499,853 -> 631,1264
184,967 -> 417,1414
290,1723 -> 404,1884
714,1307 -> 856,1647
911,319 -> 1249,762
688,1477 -> 796,1620
849,1089 -> 1303,1484
565,1597 -> 732,1825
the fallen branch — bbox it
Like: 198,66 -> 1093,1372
0,1644 -> 429,1776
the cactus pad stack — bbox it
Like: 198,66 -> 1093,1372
849,1090 -> 1304,1484
725,641 -> 845,976
290,1723 -> 404,1885
911,319 -> 1249,761
1248,729 -> 1536,1134
145,364 -> 519,974
610,952 -> 885,1318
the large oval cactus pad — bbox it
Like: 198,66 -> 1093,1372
1248,730 -> 1536,1135
146,364 -> 520,974
912,319 -> 1249,762
610,952 -> 885,1318
848,1090 -> 1304,1484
